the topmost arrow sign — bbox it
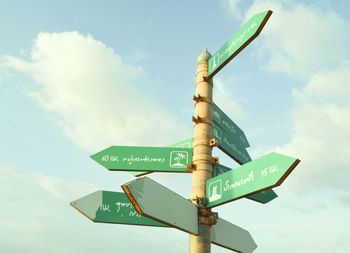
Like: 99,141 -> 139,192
208,10 -> 272,77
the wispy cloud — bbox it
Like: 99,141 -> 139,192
274,62 -> 350,193
246,1 -> 350,79
1,32 -> 190,152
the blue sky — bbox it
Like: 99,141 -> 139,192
1,0 -> 349,252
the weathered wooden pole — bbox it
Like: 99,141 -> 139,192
189,49 -> 216,253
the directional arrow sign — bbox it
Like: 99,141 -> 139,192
208,10 -> 272,77
211,218 -> 257,253
206,152 -> 300,208
91,146 -> 192,172
122,177 -> 198,235
70,191 -> 167,227
213,122 -> 251,164
128,138 -> 194,177
213,103 -> 249,148
213,164 -> 277,204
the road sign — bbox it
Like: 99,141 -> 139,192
206,152 -> 300,208
213,122 -> 251,164
70,191 -> 168,227
213,164 -> 277,204
122,177 -> 198,235
91,146 -> 192,172
208,10 -> 272,77
213,103 -> 249,148
211,218 -> 257,253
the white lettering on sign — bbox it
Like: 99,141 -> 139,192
129,211 -> 141,218
101,155 -> 109,162
222,119 -> 237,134
122,155 -> 166,165
223,171 -> 254,192
260,164 -> 278,178
115,202 -> 133,212
110,156 -> 119,161
209,20 -> 258,73
223,137 -> 248,159
99,204 -> 111,212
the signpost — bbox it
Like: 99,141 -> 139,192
71,9 -> 302,253
91,146 -> 192,172
206,152 -> 300,208
70,191 -> 167,227
122,177 -> 198,235
211,218 -> 257,253
208,10 -> 272,77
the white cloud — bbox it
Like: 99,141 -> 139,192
221,0 -> 244,19
273,62 -> 350,194
245,1 -> 350,78
1,32 -> 190,152
213,78 -> 246,119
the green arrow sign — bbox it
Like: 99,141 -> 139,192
208,10 -> 272,77
91,146 -> 192,172
213,122 -> 251,164
213,103 -> 249,148
70,191 -> 167,227
206,152 -> 300,208
213,164 -> 278,204
122,177 -> 198,235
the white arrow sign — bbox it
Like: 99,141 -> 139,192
211,218 -> 257,253
122,177 -> 198,235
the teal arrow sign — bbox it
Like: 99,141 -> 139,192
122,177 -> 198,235
213,164 -> 277,204
91,146 -> 192,172
70,191 -> 167,227
213,103 -> 249,148
208,10 -> 272,77
213,122 -> 251,165
206,152 -> 300,208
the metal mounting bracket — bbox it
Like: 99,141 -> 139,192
212,157 -> 219,165
198,208 -> 218,225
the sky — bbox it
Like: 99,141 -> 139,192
0,0 -> 349,252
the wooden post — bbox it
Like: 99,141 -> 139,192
189,49 -> 213,253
